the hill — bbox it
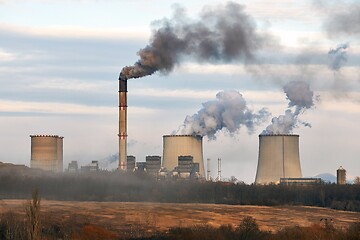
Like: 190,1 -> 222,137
314,173 -> 336,183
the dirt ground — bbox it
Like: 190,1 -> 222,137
1,200 -> 359,232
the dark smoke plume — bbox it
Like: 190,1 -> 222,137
120,2 -> 267,80
176,90 -> 270,139
324,3 -> 360,37
328,43 -> 349,71
262,81 -> 317,135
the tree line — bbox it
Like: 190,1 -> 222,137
0,170 -> 360,212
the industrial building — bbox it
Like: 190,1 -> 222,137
135,162 -> 146,172
177,155 -> 200,179
146,156 -> 161,177
337,166 -> 346,185
30,135 -> 64,173
255,134 -> 302,184
80,160 -> 99,172
280,178 -> 322,186
67,161 -> 78,173
162,135 -> 205,178
127,156 -> 136,172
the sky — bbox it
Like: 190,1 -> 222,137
0,0 -> 359,183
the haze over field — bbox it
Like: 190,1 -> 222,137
0,0 -> 359,183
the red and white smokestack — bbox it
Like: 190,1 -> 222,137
118,74 -> 127,170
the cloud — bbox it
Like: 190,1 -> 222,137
0,100 -> 113,115
0,49 -> 17,61
0,23 -> 150,41
0,99 -> 155,116
131,88 -> 216,100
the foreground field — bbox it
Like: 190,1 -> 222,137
1,199 -> 359,233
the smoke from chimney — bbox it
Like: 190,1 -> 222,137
176,90 -> 270,139
323,3 -> 360,37
262,81 -> 317,135
328,43 -> 349,71
120,2 -> 268,80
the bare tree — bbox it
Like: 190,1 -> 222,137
25,189 -> 41,240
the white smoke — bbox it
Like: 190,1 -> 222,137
176,90 -> 270,139
262,81 -> 318,135
284,80 -> 317,115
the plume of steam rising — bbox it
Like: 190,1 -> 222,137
284,81 -> 317,115
262,81 -> 317,135
176,90 -> 270,139
328,43 -> 349,71
120,2 -> 267,80
98,153 -> 118,169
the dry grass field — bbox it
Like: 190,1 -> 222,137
1,200 -> 359,233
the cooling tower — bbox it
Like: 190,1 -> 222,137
30,135 -> 64,173
255,134 -> 302,184
162,135 -> 205,177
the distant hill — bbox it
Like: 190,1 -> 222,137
314,173 -> 336,183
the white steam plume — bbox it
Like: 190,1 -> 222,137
176,90 -> 270,139
262,81 -> 318,135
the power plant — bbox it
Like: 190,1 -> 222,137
255,134 -> 302,184
162,135 -> 205,178
25,72 -> 328,183
118,76 -> 128,170
30,135 -> 64,173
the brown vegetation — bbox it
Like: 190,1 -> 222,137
1,199 -> 360,239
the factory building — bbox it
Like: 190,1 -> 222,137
177,155 -> 200,179
135,162 -> 146,172
30,135 -> 64,173
162,135 -> 205,178
146,156 -> 161,177
80,161 -> 99,172
337,166 -> 346,185
280,178 -> 322,186
255,134 -> 302,184
127,156 -> 136,172
67,161 -> 78,173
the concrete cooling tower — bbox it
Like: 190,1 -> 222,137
162,135 -> 205,177
255,134 -> 302,184
30,135 -> 64,173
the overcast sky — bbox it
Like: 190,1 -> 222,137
0,0 -> 359,183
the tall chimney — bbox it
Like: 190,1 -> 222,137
118,74 -> 127,170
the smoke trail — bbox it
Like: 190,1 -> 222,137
262,81 -> 317,135
328,43 -> 349,71
177,90 -> 270,139
120,2 -> 268,80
